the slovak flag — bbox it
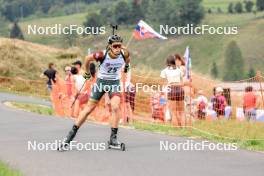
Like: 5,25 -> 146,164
184,46 -> 192,80
133,20 -> 168,40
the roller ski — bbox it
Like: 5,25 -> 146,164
57,125 -> 79,151
107,128 -> 126,151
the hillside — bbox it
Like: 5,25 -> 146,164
0,0 -> 264,80
0,38 -> 82,79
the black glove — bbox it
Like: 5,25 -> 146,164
83,72 -> 91,80
124,64 -> 130,73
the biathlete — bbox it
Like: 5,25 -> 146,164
58,34 -> 130,150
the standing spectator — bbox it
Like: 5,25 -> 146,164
160,54 -> 185,127
65,66 -> 74,98
214,87 -> 227,119
71,62 -> 87,118
243,86 -> 257,122
40,63 -> 57,92
72,60 -> 84,75
196,90 -> 208,120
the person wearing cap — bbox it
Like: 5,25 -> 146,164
59,34 -> 130,149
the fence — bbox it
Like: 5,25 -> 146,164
1,72 -> 264,125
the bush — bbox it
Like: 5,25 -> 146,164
234,2 -> 243,13
10,21 -> 24,40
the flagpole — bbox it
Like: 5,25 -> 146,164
126,33 -> 134,48
121,33 -> 134,125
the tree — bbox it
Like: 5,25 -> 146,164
223,41 -> 244,81
211,61 -> 218,78
130,0 -> 144,24
247,67 -> 256,78
257,0 -> 264,11
177,0 -> 204,26
244,1 -> 254,12
217,7 -> 222,13
10,21 -> 24,40
83,12 -> 104,32
234,2 -> 243,13
228,2 -> 234,13
63,31 -> 78,47
114,1 -> 131,25
100,7 -> 114,24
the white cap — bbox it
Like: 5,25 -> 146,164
216,87 -> 223,93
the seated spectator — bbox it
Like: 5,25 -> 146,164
125,82 -> 136,123
207,102 -> 217,120
224,106 -> 232,119
151,92 -> 165,122
196,90 -> 208,120
243,86 -> 257,122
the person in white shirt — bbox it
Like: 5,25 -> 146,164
160,54 -> 186,127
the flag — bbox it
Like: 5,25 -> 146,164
133,20 -> 168,40
184,46 -> 192,80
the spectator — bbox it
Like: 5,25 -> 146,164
214,87 -> 227,119
65,66 -> 74,98
72,60 -> 84,74
151,92 -> 165,122
40,63 -> 57,92
243,86 -> 257,122
71,61 -> 87,118
160,54 -> 185,127
196,90 -> 208,120
125,83 -> 136,123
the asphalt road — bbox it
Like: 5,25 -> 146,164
0,92 -> 264,176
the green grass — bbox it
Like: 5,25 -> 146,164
0,161 -> 22,176
132,120 -> 264,151
8,101 -> 54,116
203,0 -> 257,12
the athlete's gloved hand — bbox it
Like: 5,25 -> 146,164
124,64 -> 129,73
83,72 -> 91,80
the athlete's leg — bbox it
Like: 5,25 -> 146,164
110,95 -> 121,128
76,101 -> 97,127
62,101 -> 97,146
60,79 -> 105,147
109,93 -> 122,146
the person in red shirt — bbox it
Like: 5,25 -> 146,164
243,86 -> 257,122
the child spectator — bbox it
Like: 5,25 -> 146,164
196,90 -> 208,120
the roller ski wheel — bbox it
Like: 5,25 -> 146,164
57,143 -> 69,152
107,141 -> 126,151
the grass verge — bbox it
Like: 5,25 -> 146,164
7,101 -> 53,116
0,161 -> 22,176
